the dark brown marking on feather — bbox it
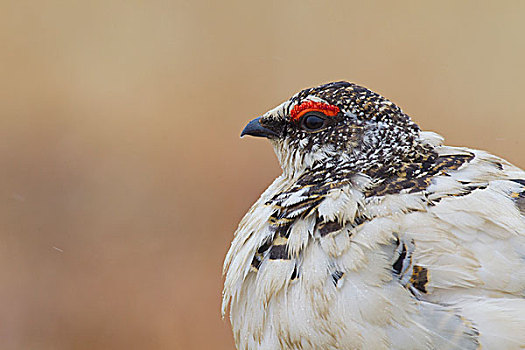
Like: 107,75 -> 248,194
510,179 -> 525,186
352,215 -> 367,227
269,215 -> 295,226
332,270 -> 344,286
251,255 -> 261,270
286,197 -> 324,214
451,184 -> 488,197
509,179 -> 525,216
257,240 -> 272,254
365,153 -> 475,197
252,236 -> 292,270
410,265 -> 429,293
291,266 -> 298,280
251,239 -> 274,270
269,245 -> 290,260
514,191 -> 525,216
270,221 -> 293,238
392,243 -> 407,275
318,221 -> 343,236
493,162 -> 504,171
269,194 -> 323,211
429,184 -> 488,204
267,182 -> 342,241
268,196 -> 325,229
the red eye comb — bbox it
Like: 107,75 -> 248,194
290,101 -> 340,121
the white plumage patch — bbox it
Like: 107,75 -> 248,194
317,186 -> 361,224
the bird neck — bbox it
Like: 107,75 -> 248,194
273,137 -> 437,189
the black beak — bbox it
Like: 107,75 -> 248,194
240,117 -> 279,138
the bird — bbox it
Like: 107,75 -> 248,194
222,81 -> 525,349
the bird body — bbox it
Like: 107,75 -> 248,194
223,82 -> 525,349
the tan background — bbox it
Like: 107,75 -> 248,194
1,1 -> 524,349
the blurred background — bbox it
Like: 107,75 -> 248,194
1,1 -> 524,349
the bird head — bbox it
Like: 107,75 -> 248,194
241,81 -> 434,179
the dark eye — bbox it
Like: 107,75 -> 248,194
301,112 -> 326,131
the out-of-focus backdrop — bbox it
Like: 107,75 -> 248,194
1,1 -> 524,349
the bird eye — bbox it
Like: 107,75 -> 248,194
301,112 -> 326,131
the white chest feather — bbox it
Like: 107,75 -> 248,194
223,148 -> 525,350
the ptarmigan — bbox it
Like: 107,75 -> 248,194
222,81 -> 525,349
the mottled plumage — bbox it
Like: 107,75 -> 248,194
223,82 -> 525,349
